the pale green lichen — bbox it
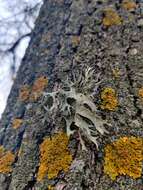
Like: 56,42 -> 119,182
43,67 -> 109,150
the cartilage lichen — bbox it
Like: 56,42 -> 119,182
43,67 -> 109,150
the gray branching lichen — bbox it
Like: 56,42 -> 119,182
43,67 -> 109,150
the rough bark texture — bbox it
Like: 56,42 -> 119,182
0,0 -> 143,189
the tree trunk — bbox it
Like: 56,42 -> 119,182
0,0 -> 143,189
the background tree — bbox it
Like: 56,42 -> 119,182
0,0 -> 42,116
0,0 -> 143,190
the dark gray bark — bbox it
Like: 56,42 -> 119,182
0,0 -> 143,189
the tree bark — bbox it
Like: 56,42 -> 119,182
0,0 -> 143,189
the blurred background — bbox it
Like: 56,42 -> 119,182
0,0 -> 42,117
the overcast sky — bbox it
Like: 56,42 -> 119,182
0,0 -> 42,117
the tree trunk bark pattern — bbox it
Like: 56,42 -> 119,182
0,0 -> 143,189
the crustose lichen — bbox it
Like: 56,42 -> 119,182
104,136 -> 143,180
138,87 -> 143,101
103,8 -> 122,27
0,146 -> 15,174
122,0 -> 137,11
43,67 -> 109,150
37,132 -> 72,181
100,87 -> 118,111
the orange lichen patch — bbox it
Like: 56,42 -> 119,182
0,146 -> 15,173
71,36 -> 80,46
37,132 -> 72,181
104,136 -> 143,180
122,0 -> 137,11
112,68 -> 120,78
47,185 -> 54,190
138,87 -> 143,100
19,85 -> 30,101
12,118 -> 23,129
0,146 -> 5,154
30,76 -> 48,101
103,9 -> 122,27
100,87 -> 118,111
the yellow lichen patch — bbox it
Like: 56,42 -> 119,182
138,87 -> 143,100
12,118 -> 23,129
122,0 -> 137,11
103,9 -> 122,27
100,87 -> 118,111
47,185 -> 54,190
19,85 -> 30,101
112,68 -> 120,78
37,132 -> 72,181
30,76 -> 48,101
71,36 -> 80,46
0,146 -> 15,173
104,136 -> 143,180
